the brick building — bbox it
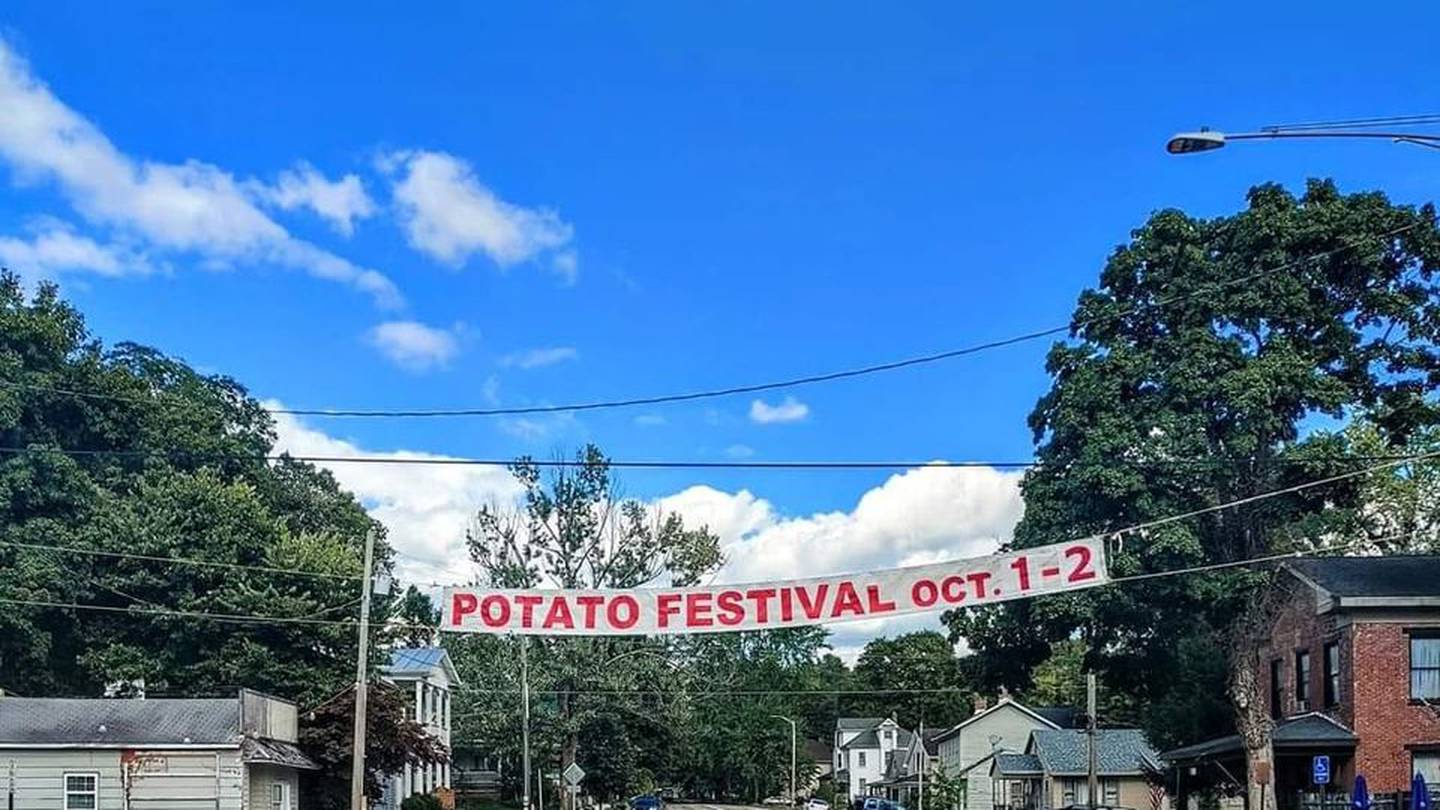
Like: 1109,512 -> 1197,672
1163,556 -> 1440,807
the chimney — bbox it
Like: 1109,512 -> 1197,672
972,695 -> 989,715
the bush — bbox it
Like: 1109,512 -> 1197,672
402,795 -> 444,810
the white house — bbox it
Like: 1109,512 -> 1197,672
0,690 -> 317,810
834,718 -> 911,801
378,647 -> 460,809
933,699 -> 1078,810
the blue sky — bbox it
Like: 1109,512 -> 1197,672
1,2 -> 1436,652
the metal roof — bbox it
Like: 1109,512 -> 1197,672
845,730 -> 880,749
1161,713 -> 1357,763
1031,729 -> 1160,776
994,753 -> 1043,776
836,717 -> 887,730
1287,556 -> 1440,600
384,646 -> 461,684
241,737 -> 320,770
0,697 -> 240,746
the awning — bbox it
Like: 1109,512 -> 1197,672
1161,714 -> 1357,764
242,736 -> 321,771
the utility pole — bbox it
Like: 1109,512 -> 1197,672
349,529 -> 377,810
917,719 -> 925,810
1086,673 -> 1098,810
769,715 -> 797,806
521,637 -> 532,810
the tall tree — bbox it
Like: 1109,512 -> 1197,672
463,445 -> 723,805
946,181 -> 1440,810
851,631 -> 971,730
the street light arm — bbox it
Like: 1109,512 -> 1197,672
1226,130 -> 1440,145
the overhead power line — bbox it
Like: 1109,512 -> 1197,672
1263,113 -> 1440,133
0,538 -> 364,581
3,454 -> 1430,630
0,222 -> 1422,419
0,444 -> 1430,471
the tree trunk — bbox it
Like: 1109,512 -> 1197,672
1230,603 -> 1277,810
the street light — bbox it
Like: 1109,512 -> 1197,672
1166,128 -> 1440,154
769,715 -> 798,807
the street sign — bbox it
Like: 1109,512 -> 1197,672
1313,755 -> 1331,785
563,763 -> 586,787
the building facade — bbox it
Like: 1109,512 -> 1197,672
990,729 -> 1161,810
378,647 -> 460,809
1163,556 -> 1440,805
834,718 -> 910,801
0,690 -> 317,810
934,699 -> 1076,810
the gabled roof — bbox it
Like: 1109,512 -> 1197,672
994,752 -> 1043,776
1161,713 -> 1358,763
933,699 -> 1063,743
384,646 -> 462,684
837,717 -> 887,731
0,697 -> 240,746
1032,707 -> 1083,729
1031,729 -> 1160,776
1285,556 -> 1440,607
845,730 -> 880,749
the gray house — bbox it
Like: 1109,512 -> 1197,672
0,690 -> 318,810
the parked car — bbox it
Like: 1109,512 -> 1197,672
763,799 -> 790,806
804,799 -> 830,810
630,795 -> 665,810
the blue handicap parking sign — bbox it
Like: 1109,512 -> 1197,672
1314,755 -> 1331,785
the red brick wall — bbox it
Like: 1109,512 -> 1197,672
1349,623 -> 1440,792
1259,577 -> 1440,793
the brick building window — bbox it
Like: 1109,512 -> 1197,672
1270,659 -> 1284,719
1295,651 -> 1311,711
1324,642 -> 1340,707
1411,634 -> 1440,700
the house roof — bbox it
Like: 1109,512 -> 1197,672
994,753 -> 1044,777
241,737 -> 320,770
933,699 -> 1063,743
1161,713 -> 1357,763
1286,557 -> 1440,604
837,717 -> 887,731
0,697 -> 240,746
1032,707 -> 1083,729
1031,729 -> 1160,776
384,646 -> 462,684
845,730 -> 880,749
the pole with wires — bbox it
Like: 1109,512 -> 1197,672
349,528 -> 377,810
1086,673 -> 1098,810
522,636 -> 533,810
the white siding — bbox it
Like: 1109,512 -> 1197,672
959,706 -> 1056,810
1,749 -> 244,810
247,764 -> 298,810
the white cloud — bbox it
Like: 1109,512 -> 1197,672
749,395 -> 810,424
0,223 -> 149,280
0,39 -> 401,307
269,406 -> 522,585
633,414 -> 667,427
383,150 -> 575,274
661,464 -> 1024,641
552,250 -> 579,285
256,163 -> 376,236
723,443 -> 755,459
500,346 -> 579,369
497,412 -> 579,442
367,320 -> 461,372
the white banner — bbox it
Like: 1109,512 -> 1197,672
441,537 -> 1108,636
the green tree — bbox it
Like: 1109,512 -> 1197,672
462,446 -> 724,804
301,683 -> 449,810
945,181 -> 1440,810
851,631 -> 971,730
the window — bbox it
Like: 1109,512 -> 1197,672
1062,779 -> 1078,806
1295,650 -> 1311,710
1103,779 -> 1120,806
1412,635 -> 1440,700
270,783 -> 290,810
1324,642 -> 1341,707
1270,659 -> 1284,719
1415,753 -> 1440,785
883,729 -> 893,742
858,752 -> 867,767
858,779 -> 867,794
64,773 -> 98,810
